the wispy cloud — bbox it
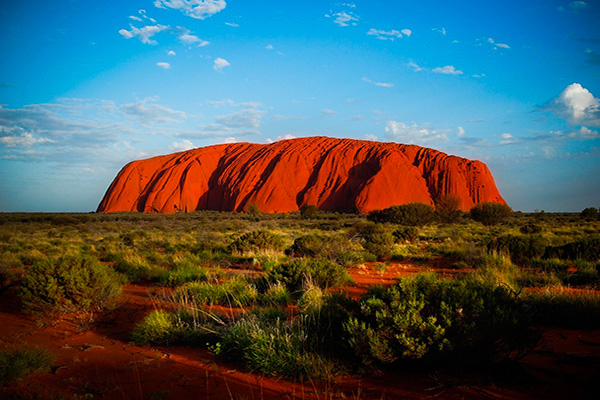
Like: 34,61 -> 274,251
433,27 -> 446,35
225,22 -> 239,27
119,24 -> 168,45
362,77 -> 394,87
170,139 -> 195,151
407,61 -> 424,72
486,37 -> 510,49
120,97 -> 187,125
326,11 -> 359,27
215,108 -> 265,128
367,28 -> 411,41
154,0 -> 227,20
540,83 -> 600,126
319,109 -> 336,118
559,1 -> 588,13
213,57 -> 231,71
177,27 -> 210,46
457,126 -> 465,137
385,121 -> 449,145
432,65 -> 463,75
156,62 -> 170,69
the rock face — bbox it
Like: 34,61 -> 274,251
97,137 -> 506,214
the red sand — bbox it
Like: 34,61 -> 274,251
2,261 -> 599,399
97,137 -> 506,214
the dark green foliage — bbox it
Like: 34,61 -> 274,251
286,234 -> 358,265
345,274 -> 535,365
0,347 -> 54,385
392,226 -> 419,243
174,277 -> 258,307
470,202 -> 512,226
488,234 -> 548,267
228,230 -> 285,254
435,194 -> 463,223
580,207 -> 599,221
19,255 -> 122,313
349,221 -> 395,260
519,223 -> 542,234
263,258 -> 351,291
367,203 -> 435,226
524,289 -> 600,329
543,237 -> 600,261
299,205 -> 320,219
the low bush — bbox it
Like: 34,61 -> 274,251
367,203 -> 434,226
0,347 -> 54,386
487,234 -> 548,267
470,202 -> 512,226
174,277 -> 258,307
435,194 -> 463,223
228,230 -> 285,254
523,287 -> 600,328
299,205 -> 320,219
543,237 -> 600,261
345,274 -> 535,365
286,234 -> 359,265
519,223 -> 542,234
392,226 -> 419,243
221,315 -> 337,379
19,255 -> 121,313
580,207 -> 599,221
263,258 -> 351,291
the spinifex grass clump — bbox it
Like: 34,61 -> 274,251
173,276 -> 258,307
262,258 -> 352,291
345,274 -> 536,366
19,254 -> 121,313
0,347 -> 54,386
523,287 -> 600,328
544,237 -> 600,262
228,230 -> 285,254
487,234 -> 548,267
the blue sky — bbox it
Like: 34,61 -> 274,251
1,0 -> 599,212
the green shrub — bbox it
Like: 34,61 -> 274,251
530,258 -> 570,273
345,274 -> 535,365
543,238 -> 600,261
392,226 -> 419,243
362,232 -> 395,260
174,277 -> 258,307
299,205 -> 320,219
469,202 -> 512,226
580,207 -> 599,221
487,234 -> 548,267
0,347 -> 54,385
19,255 -> 121,313
523,288 -> 600,328
435,194 -> 463,223
263,259 -> 351,291
228,230 -> 285,254
519,223 -> 542,234
260,283 -> 292,306
367,203 -> 434,226
131,310 -> 177,345
221,315 -> 337,379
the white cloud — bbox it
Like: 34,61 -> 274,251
320,109 -> 336,117
329,11 -> 359,27
543,83 -> 600,126
0,132 -> 55,147
215,109 -> 264,128
154,0 -> 227,20
120,97 -> 187,125
385,121 -> 449,145
272,114 -> 308,121
499,133 -> 519,144
407,61 -> 424,72
457,126 -> 465,137
277,134 -> 296,141
170,139 -> 195,151
119,24 -> 168,45
167,50 -> 176,56
177,28 -> 210,46
225,22 -> 239,27
487,37 -> 510,49
156,62 -> 170,69
363,134 -> 378,141
223,137 -> 237,143
432,65 -> 463,75
362,77 -> 394,87
213,57 -> 230,71
570,1 -> 588,12
129,15 -> 142,21
367,28 -> 406,41
265,44 -> 274,50
401,29 -> 412,37
433,27 -> 446,35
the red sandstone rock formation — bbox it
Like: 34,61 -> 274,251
97,137 -> 506,213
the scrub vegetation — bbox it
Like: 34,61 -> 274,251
0,204 -> 599,385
